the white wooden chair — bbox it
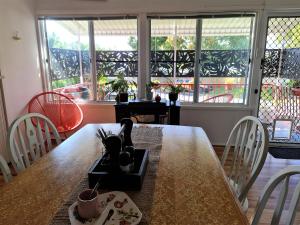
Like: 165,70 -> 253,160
0,154 -> 12,183
7,113 -> 61,173
251,166 -> 300,225
221,116 -> 269,211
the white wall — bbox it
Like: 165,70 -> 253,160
35,0 -> 300,15
0,0 -> 43,124
34,0 -> 300,144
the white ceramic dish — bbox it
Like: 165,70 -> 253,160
68,191 -> 142,225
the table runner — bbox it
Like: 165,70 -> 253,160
49,126 -> 163,225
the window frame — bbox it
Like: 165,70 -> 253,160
148,13 -> 257,105
38,15 -> 139,102
37,12 -> 258,106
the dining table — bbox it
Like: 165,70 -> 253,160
0,123 -> 249,225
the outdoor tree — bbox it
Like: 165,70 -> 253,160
48,33 -> 89,50
128,36 -> 195,50
128,35 -> 249,50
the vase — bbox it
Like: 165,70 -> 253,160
169,92 -> 178,103
146,91 -> 153,101
155,94 -> 161,103
119,93 -> 128,102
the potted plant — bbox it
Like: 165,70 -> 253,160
290,79 -> 300,96
105,73 -> 130,102
145,81 -> 160,101
167,79 -> 185,103
97,74 -> 109,101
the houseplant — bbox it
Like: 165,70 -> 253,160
145,81 -> 160,101
289,79 -> 300,96
167,79 -> 185,103
105,73 -> 130,102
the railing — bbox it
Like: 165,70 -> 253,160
152,83 -> 245,103
54,82 -> 245,103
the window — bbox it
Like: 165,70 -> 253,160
40,17 -> 138,101
39,14 -> 255,104
149,15 -> 255,104
44,19 -> 93,100
150,19 -> 196,102
198,17 -> 254,104
93,19 -> 138,101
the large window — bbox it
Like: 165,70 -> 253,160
41,17 -> 138,101
44,19 -> 93,100
94,19 -> 138,101
150,15 -> 255,104
150,19 -> 196,102
40,14 -> 255,104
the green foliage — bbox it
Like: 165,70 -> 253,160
128,36 -> 196,51
97,73 -> 109,85
166,79 -> 186,94
201,36 -> 250,50
48,33 -> 89,50
287,79 -> 300,88
105,73 -> 137,94
51,77 -> 80,89
283,24 -> 300,48
128,36 -> 138,50
106,74 -> 129,93
146,81 -> 160,93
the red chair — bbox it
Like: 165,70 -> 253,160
28,92 -> 83,137
201,94 -> 234,103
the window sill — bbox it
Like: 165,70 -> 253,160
181,103 -> 253,111
76,100 -> 253,111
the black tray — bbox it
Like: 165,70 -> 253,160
88,149 -> 149,190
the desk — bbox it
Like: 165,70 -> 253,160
114,100 -> 180,125
0,124 -> 248,225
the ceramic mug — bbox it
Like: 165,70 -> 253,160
77,189 -> 101,219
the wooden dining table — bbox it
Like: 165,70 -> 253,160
0,124 -> 249,225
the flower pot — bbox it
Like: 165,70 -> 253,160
119,93 -> 128,102
169,92 -> 178,102
292,88 -> 300,96
146,91 -> 153,101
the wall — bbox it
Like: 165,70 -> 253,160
34,0 -> 300,144
35,0 -> 300,15
0,0 -> 43,124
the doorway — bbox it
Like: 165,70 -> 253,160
258,16 -> 300,145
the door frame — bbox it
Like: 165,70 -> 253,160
254,10 -> 300,147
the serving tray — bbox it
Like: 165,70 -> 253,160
88,149 -> 149,190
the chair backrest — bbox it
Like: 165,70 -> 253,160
202,94 -> 234,103
0,154 -> 12,183
252,166 -> 300,225
221,116 -> 269,203
7,113 -> 61,173
28,91 -> 83,134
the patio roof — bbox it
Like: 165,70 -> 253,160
58,17 -> 253,37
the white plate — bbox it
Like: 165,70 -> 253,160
68,191 -> 142,225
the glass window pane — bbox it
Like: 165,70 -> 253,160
198,17 -> 254,104
46,20 -> 92,101
150,19 -> 196,102
94,19 -> 138,101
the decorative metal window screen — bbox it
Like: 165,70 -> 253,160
150,50 -> 250,77
258,17 -> 300,143
49,49 -> 138,80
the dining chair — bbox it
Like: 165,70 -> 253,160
251,166 -> 300,225
7,113 -> 61,173
0,154 -> 12,183
221,116 -> 269,211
